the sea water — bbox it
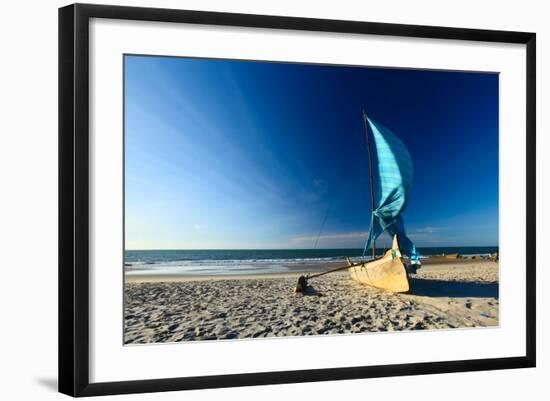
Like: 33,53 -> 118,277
124,247 -> 498,276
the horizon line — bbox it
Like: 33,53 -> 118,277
125,245 -> 500,251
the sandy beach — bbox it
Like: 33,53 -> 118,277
124,259 -> 499,344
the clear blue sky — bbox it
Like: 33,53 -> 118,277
124,55 -> 499,250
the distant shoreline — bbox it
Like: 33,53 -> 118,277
125,246 -> 499,252
125,257 -> 492,280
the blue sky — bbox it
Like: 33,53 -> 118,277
124,55 -> 499,250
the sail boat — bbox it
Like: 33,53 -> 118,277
294,113 -> 420,294
348,112 -> 421,292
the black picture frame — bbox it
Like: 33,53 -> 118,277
59,3 -> 536,397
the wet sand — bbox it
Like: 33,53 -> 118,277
124,259 -> 498,344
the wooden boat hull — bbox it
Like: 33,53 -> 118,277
349,235 -> 410,293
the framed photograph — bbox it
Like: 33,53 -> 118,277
58,3 -> 536,397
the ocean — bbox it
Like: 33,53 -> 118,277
125,247 -> 498,276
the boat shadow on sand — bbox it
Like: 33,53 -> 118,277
408,278 -> 499,299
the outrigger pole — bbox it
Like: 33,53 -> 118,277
295,258 -> 362,293
363,110 -> 376,260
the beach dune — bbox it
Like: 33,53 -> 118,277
124,259 -> 498,344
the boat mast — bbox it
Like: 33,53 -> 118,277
363,110 -> 376,259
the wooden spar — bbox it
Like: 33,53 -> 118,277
305,259 -> 363,280
295,259 -> 360,293
363,111 -> 376,259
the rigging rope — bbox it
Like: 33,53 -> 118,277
313,207 -> 330,249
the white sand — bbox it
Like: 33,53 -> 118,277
124,260 -> 498,344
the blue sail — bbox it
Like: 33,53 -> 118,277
363,115 -> 420,262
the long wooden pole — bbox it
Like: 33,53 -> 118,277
363,111 -> 376,259
306,259 -> 362,280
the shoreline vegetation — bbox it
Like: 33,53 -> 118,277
124,258 -> 499,344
